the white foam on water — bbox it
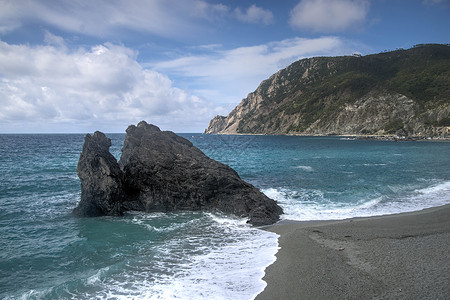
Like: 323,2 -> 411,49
264,180 -> 450,221
85,266 -> 110,285
126,211 -> 200,233
417,180 -> 450,195
205,212 -> 249,227
145,228 -> 279,300
294,165 -> 314,171
71,213 -> 279,300
378,180 -> 450,214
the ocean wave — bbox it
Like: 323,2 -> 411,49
204,212 -> 248,227
263,180 -> 450,221
85,266 -> 110,285
125,211 -> 202,233
37,212 -> 279,300
294,165 -> 314,171
416,180 -> 450,195
142,223 -> 278,300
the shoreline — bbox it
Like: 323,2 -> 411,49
204,132 -> 450,141
256,204 -> 450,299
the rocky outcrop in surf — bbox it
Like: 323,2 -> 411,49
74,121 -> 282,226
74,131 -> 125,217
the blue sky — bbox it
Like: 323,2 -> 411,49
0,0 -> 449,133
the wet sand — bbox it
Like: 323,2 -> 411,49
256,204 -> 450,299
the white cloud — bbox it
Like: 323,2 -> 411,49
0,0 -> 211,38
0,0 -> 23,34
44,31 -> 67,50
151,37 -> 361,105
289,0 -> 369,32
234,5 -> 274,25
0,0 -> 274,39
0,39 -> 217,133
191,1 -> 230,21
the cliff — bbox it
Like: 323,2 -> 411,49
74,121 -> 282,226
205,44 -> 450,138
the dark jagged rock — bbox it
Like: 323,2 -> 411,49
74,131 -> 124,217
74,121 -> 282,225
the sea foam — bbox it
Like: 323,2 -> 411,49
294,165 -> 314,171
142,214 -> 278,300
66,213 -> 279,300
263,180 -> 450,221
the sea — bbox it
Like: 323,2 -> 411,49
1,133 -> 449,300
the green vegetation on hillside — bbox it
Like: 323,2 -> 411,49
236,44 -> 450,134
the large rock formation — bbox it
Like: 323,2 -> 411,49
74,121 -> 282,226
205,44 -> 450,138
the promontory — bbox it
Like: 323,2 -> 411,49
205,44 -> 449,138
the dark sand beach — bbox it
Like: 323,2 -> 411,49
256,205 -> 450,300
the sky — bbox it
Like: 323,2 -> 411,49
0,0 -> 449,133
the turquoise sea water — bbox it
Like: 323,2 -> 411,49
1,134 -> 449,299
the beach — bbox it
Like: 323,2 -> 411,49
256,204 -> 450,300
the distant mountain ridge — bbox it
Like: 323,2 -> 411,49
205,44 -> 450,138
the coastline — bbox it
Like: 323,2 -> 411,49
256,204 -> 450,299
204,132 -> 450,141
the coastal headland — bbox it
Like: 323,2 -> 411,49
256,204 -> 450,299
206,44 -> 450,139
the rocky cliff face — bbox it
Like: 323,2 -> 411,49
74,121 -> 282,226
205,44 -> 450,138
